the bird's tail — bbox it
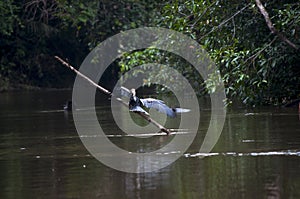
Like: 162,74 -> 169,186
174,108 -> 190,113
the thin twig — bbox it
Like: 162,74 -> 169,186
200,3 -> 251,40
244,37 -> 277,64
231,17 -> 236,41
190,0 -> 218,29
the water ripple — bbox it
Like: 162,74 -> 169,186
184,150 -> 300,158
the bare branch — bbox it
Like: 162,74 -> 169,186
255,0 -> 298,50
24,0 -> 58,23
54,56 -> 171,135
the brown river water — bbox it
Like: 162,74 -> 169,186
0,90 -> 300,199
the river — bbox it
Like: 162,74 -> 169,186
0,90 -> 299,198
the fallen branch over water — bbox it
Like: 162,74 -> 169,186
54,56 -> 170,135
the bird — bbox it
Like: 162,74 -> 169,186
126,88 -> 190,118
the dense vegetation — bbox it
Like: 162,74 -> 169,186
1,0 -> 299,105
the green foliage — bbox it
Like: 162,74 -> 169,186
1,0 -> 299,106
0,0 -> 160,89
118,0 -> 300,105
164,0 -> 300,105
0,0 -> 19,36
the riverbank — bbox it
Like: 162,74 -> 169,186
0,82 -> 71,93
1,81 -> 299,109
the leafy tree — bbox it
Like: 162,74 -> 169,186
1,0 -> 299,106
119,0 -> 300,105
0,0 -> 161,89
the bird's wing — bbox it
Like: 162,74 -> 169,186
129,105 -> 149,115
140,98 -> 176,117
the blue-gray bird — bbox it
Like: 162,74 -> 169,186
126,88 -> 190,118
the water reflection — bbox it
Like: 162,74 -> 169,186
0,91 -> 300,198
184,150 -> 300,157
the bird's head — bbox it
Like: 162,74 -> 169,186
130,88 -> 136,97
